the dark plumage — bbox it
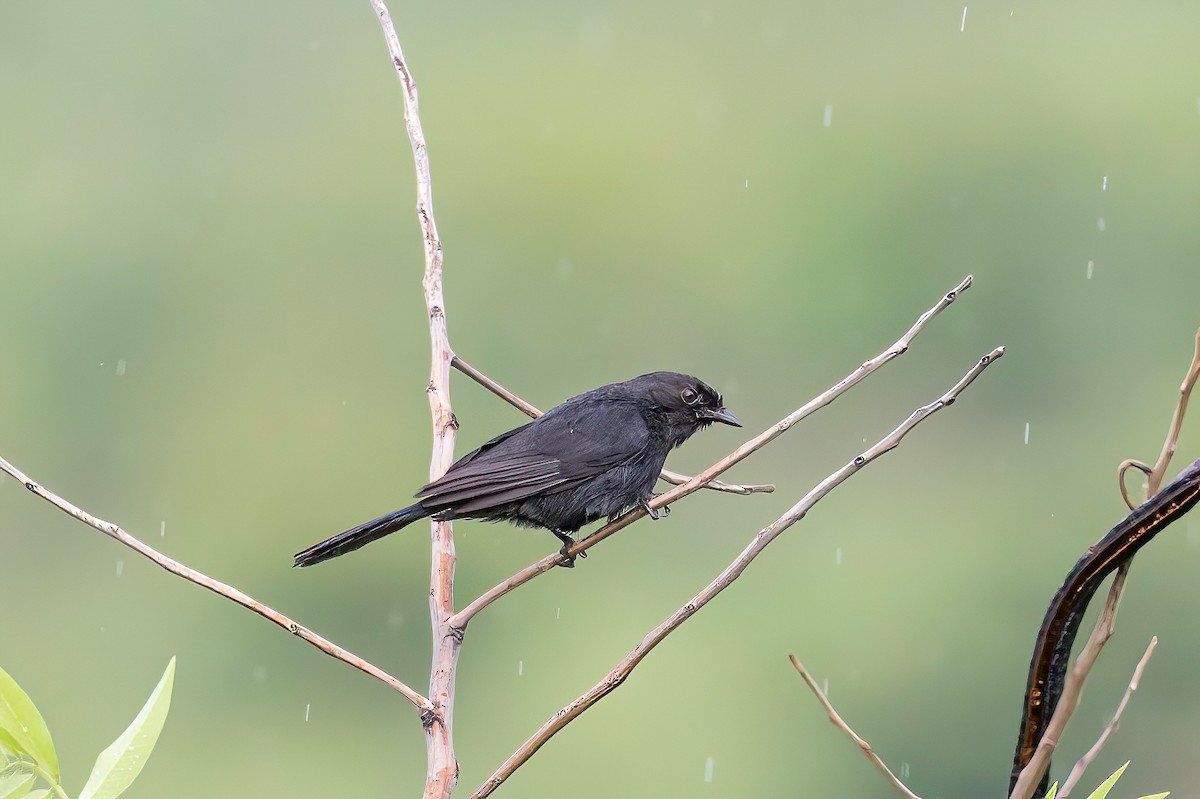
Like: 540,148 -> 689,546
294,372 -> 740,567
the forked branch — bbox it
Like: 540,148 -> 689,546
472,347 -> 1004,798
448,275 -> 977,630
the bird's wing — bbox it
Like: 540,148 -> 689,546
415,423 -> 569,510
415,403 -> 650,513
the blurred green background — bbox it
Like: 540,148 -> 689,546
4,1 -> 1200,796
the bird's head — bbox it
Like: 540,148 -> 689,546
630,372 -> 741,443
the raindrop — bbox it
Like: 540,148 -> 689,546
1024,422 -> 1030,445
901,762 -> 910,779
822,104 -> 833,127
835,547 -> 843,566
960,6 -> 968,32
744,179 -> 749,189
518,660 -> 524,677
704,756 -> 714,783
822,678 -> 829,696
160,520 -> 166,537
116,359 -> 126,376
116,560 -> 124,577
1087,260 -> 1094,280
388,608 -> 405,630
305,703 -> 311,722
1102,176 -> 1108,191
555,607 -> 561,620
1097,217 -> 1106,232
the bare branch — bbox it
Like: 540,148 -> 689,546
448,275 -> 977,630
471,347 -> 1004,798
1147,327 -> 1200,495
0,453 -> 434,714
788,654 -> 921,799
368,2 -> 459,796
1058,637 -> 1157,799
1009,568 -> 1129,799
450,355 -> 775,495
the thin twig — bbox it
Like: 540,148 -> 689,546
368,2 -> 459,797
1147,328 -> 1200,492
788,654 -> 921,799
0,453 -> 434,714
471,347 -> 1004,798
1012,330 -> 1200,798
1116,460 -> 1152,512
450,355 -> 775,495
1058,637 -> 1157,799
447,275 -> 976,630
1009,568 -> 1128,799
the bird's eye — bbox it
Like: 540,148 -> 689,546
681,387 -> 701,406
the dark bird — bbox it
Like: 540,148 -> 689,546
294,372 -> 741,568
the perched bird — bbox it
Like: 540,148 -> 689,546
294,371 -> 740,567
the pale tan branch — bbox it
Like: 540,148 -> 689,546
448,275 -> 977,630
1147,327 -> 1200,495
449,355 -> 775,496
1058,637 -> 1157,799
0,453 -> 434,714
369,3 -> 460,798
788,654 -> 921,799
471,347 -> 1004,798
1009,568 -> 1129,799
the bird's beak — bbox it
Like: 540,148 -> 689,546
700,407 -> 742,427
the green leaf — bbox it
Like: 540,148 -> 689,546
1043,782 -> 1059,799
1136,793 -> 1170,799
79,657 -> 175,799
1086,762 -> 1130,799
23,790 -> 49,799
0,665 -> 59,779
0,771 -> 36,799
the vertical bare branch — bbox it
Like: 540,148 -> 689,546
369,2 -> 459,796
471,347 -> 1004,798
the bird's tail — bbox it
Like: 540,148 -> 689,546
293,502 -> 430,567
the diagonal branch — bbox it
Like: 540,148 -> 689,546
471,346 -> 1004,798
447,275 -> 976,631
788,654 -> 921,799
1058,637 -> 1157,798
368,2 -> 460,798
450,355 -> 775,495
1009,568 -> 1128,799
0,453 -> 434,714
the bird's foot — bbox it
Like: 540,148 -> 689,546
641,495 -> 670,520
552,530 -> 585,568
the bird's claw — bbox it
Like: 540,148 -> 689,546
641,496 -> 670,520
552,530 -> 585,568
